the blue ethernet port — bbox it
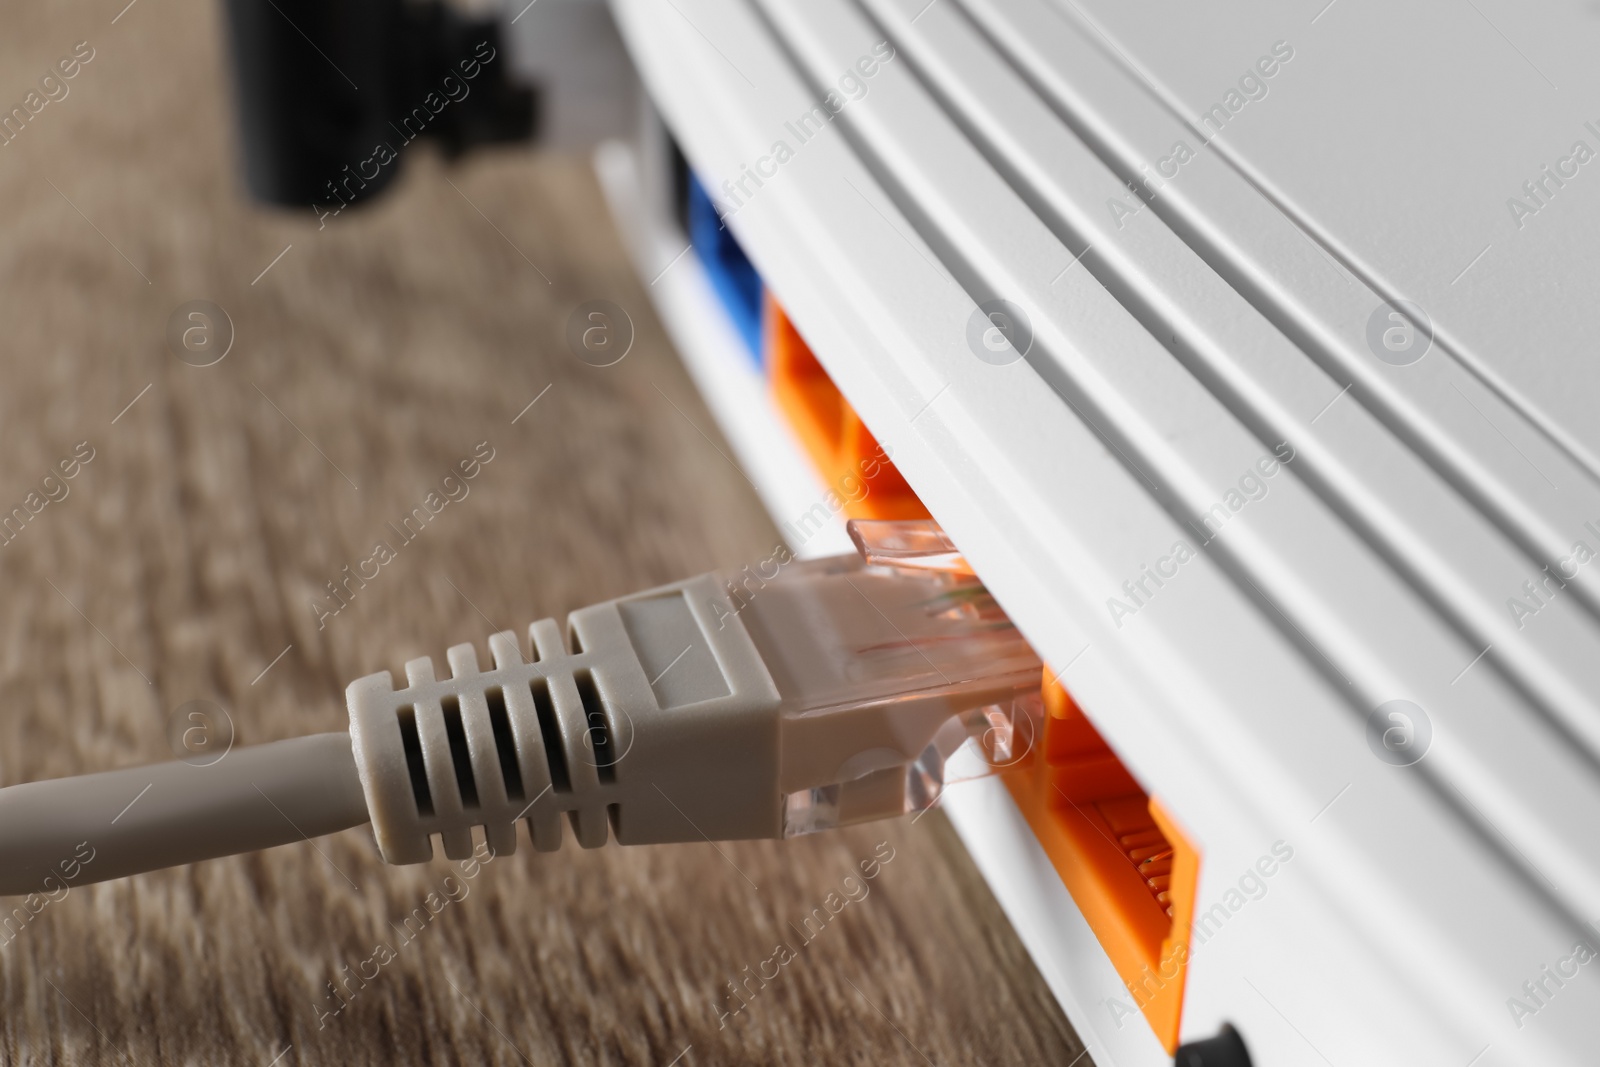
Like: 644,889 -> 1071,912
686,174 -> 764,364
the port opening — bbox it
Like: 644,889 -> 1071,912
765,295 -> 930,521
732,199 -> 1194,1048
686,173 -> 764,363
1003,674 -> 1198,1054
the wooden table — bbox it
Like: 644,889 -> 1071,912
0,2 -> 1090,1063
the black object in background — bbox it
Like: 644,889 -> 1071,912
1173,1024 -> 1253,1067
221,0 -> 536,210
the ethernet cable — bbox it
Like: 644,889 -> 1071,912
0,523 -> 1043,895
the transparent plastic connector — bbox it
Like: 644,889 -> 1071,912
722,521 -> 1041,837
848,517 -> 972,575
781,694 -> 1043,836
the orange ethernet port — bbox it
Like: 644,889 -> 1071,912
765,293 -> 930,522
1003,672 -> 1199,1055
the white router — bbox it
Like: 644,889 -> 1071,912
578,0 -> 1600,1064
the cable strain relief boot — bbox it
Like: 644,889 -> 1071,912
345,573 -> 783,864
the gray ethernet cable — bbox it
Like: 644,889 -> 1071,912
0,539 -> 1043,895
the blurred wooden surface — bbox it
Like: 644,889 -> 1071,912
0,2 -> 1090,1064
